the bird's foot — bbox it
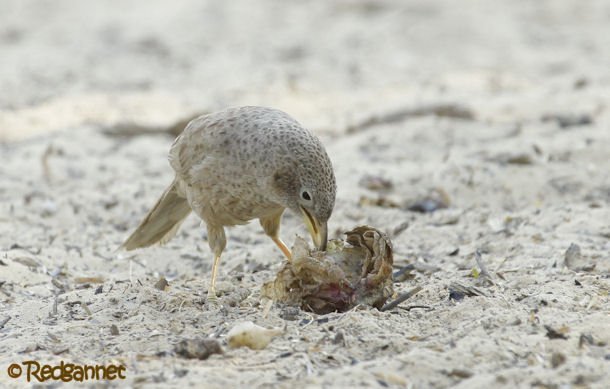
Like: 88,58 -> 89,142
206,288 -> 219,305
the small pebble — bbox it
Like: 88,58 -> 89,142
564,243 -> 595,271
359,175 -> 393,191
279,307 -> 301,321
333,331 -> 346,346
551,352 -> 566,368
227,321 -> 283,350
154,277 -> 169,291
175,338 -> 222,360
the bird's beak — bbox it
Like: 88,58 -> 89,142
300,207 -> 328,251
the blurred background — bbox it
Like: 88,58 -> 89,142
2,0 -> 609,141
1,2 -> 609,387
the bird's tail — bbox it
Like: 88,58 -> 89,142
120,179 -> 191,250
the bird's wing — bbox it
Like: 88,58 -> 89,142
168,116 -> 210,181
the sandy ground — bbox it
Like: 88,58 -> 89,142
1,0 -> 609,388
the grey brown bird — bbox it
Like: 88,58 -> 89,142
121,106 -> 336,301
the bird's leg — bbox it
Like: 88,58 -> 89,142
206,224 -> 227,302
271,236 -> 292,261
208,254 -> 222,301
259,209 -> 292,261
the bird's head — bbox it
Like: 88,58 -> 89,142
295,182 -> 334,251
271,146 -> 336,251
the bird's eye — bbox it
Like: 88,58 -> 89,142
301,190 -> 312,202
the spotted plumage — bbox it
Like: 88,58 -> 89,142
121,106 -> 336,301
